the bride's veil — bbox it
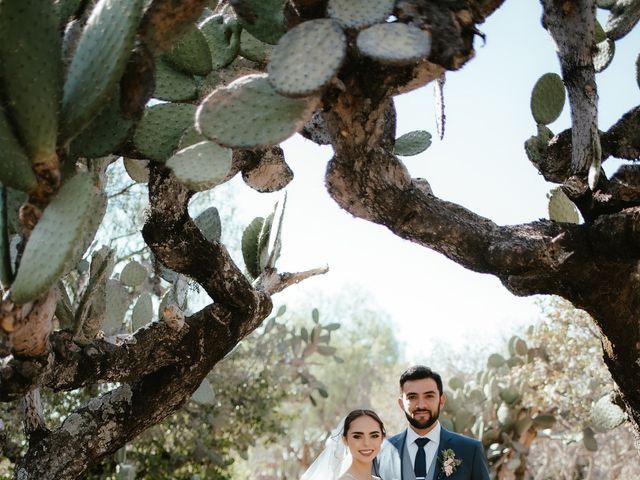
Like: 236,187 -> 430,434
300,417 -> 351,480
300,416 -> 402,480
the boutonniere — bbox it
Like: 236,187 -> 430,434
440,449 -> 462,477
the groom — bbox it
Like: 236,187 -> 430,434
387,365 -> 490,480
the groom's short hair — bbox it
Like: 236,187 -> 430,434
399,365 -> 443,395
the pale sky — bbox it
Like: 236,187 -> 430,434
204,3 -> 640,361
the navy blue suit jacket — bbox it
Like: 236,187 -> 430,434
386,427 -> 490,480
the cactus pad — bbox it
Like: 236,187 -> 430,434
192,378 -> 216,405
70,91 -> 133,158
242,216 -> 264,278
134,103 -> 196,161
357,23 -> 431,65
164,25 -> 213,76
62,0 -> 144,139
487,353 -> 506,368
0,107 -> 37,192
582,427 -> 598,451
0,0 -> 61,157
195,207 -> 222,243
593,38 -> 615,73
240,29 -> 272,63
154,58 -> 197,102
120,260 -> 147,288
230,0 -> 286,45
200,15 -> 241,70
591,395 -> 626,431
123,159 -> 149,183
327,0 -> 395,30
530,73 -> 565,125
11,173 -> 95,303
131,292 -> 153,331
394,130 -> 432,156
166,141 -> 233,191
267,19 -> 346,97
104,279 -> 130,336
178,127 -> 208,150
197,74 -> 319,148
548,187 -> 580,224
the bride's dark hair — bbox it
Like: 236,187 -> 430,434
342,409 -> 386,437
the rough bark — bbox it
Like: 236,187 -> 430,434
4,0 -> 640,476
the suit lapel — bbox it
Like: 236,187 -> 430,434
434,427 -> 454,480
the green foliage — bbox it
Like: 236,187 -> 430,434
133,103 -> 197,161
0,106 -> 37,192
548,187 -> 580,224
11,173 -> 95,303
356,23 -> 432,65
200,15 -> 241,70
164,25 -> 213,76
530,73 -> 566,125
327,0 -> 395,30
120,260 -> 147,288
0,0 -> 61,157
166,141 -> 233,192
61,0 -> 144,140
394,130 -> 432,157
239,30 -> 272,63
197,74 -> 319,148
131,292 -> 153,330
70,91 -> 134,159
267,19 -> 346,97
241,216 -> 264,278
153,59 -> 198,102
230,0 -> 286,45
195,207 -> 222,243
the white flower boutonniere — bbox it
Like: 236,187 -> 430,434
440,449 -> 462,477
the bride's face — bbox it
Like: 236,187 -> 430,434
343,415 -> 384,464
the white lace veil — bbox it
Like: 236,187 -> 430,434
300,416 -> 401,480
300,417 -> 351,480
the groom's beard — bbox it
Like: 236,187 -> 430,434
405,405 -> 440,430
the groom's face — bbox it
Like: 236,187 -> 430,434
398,378 -> 446,433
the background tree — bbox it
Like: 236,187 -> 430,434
1,0 -> 640,478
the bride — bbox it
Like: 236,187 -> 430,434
301,409 -> 400,480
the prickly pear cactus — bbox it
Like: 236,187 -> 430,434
241,217 -> 265,278
104,279 -> 131,336
120,261 -> 147,288
200,15 -> 241,71
164,25 -> 213,76
327,0 -> 395,30
548,187 -> 580,224
191,377 -> 216,405
196,74 -> 319,148
194,207 -> 222,243
0,107 -> 37,192
165,141 -> 233,191
69,91 -> 133,158
591,394 -> 626,432
530,73 -> 566,125
0,0 -> 61,159
394,130 -> 432,157
154,59 -> 198,102
133,103 -> 197,161
593,38 -> 615,73
357,23 -> 432,65
267,19 -> 346,97
11,173 -> 96,304
131,292 -> 153,331
240,30 -> 272,63
230,0 -> 286,45
61,0 -> 144,139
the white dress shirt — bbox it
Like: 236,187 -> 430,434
406,421 -> 441,476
